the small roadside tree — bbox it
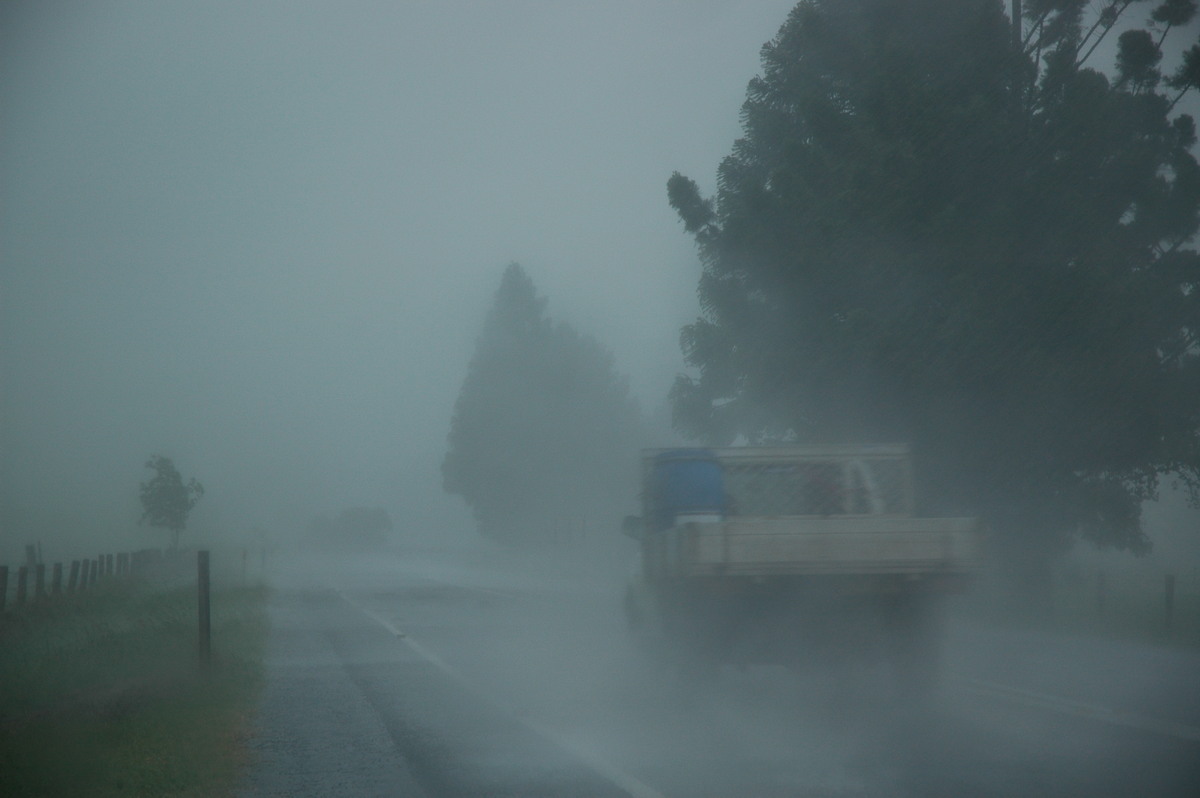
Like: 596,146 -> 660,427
139,455 -> 204,548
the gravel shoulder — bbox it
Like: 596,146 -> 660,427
237,587 -> 428,798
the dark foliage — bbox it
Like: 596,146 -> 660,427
668,0 -> 1200,562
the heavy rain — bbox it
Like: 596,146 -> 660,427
2,2 -> 1200,796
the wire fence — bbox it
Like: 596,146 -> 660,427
0,548 -> 185,615
1052,565 -> 1200,646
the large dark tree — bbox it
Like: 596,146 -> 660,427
668,0 -> 1200,582
442,264 -> 643,547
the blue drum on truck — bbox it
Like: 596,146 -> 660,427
650,449 -> 725,532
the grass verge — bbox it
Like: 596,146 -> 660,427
0,579 -> 267,797
1048,571 -> 1200,648
960,570 -> 1200,649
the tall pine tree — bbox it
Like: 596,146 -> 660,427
442,264 -> 643,547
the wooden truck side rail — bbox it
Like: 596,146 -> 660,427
638,444 -> 982,581
645,517 -> 981,578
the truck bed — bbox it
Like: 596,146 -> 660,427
655,516 -> 981,577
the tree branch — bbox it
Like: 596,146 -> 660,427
1167,84 -> 1192,113
1077,0 -> 1136,69
1156,22 -> 1173,50
1022,8 -> 1053,52
1076,2 -> 1118,59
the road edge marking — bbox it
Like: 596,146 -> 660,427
953,675 -> 1200,743
334,588 -> 668,798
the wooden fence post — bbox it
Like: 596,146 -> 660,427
1165,573 -> 1176,636
52,563 -> 63,595
105,554 -> 114,576
198,550 -> 211,667
68,560 -> 80,592
0,565 -> 7,612
16,566 -> 28,606
35,563 -> 45,600
89,559 -> 98,585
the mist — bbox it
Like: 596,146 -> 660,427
0,0 -> 797,559
5,3 -> 1200,796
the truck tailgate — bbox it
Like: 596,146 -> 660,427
677,517 -> 981,576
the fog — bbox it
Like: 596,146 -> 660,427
5,1 -> 1198,565
6,3 -> 1200,796
0,0 -> 798,559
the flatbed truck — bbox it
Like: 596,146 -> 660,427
623,444 -> 980,686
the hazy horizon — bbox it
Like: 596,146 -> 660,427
4,1 -> 1199,567
1,1 -> 799,558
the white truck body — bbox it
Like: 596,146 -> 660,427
638,444 -> 980,583
653,516 -> 981,577
626,444 -> 981,674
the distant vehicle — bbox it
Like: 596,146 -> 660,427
623,444 -> 981,688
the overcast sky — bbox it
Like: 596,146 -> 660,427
0,1 -> 799,555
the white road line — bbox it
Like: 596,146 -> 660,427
953,675 -> 1200,744
335,589 -> 667,798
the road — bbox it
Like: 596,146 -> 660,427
238,547 -> 1200,797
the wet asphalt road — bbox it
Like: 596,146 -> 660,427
238,549 -> 1200,797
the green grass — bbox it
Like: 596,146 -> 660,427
962,570 -> 1200,649
0,579 -> 267,797
1048,571 -> 1200,648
